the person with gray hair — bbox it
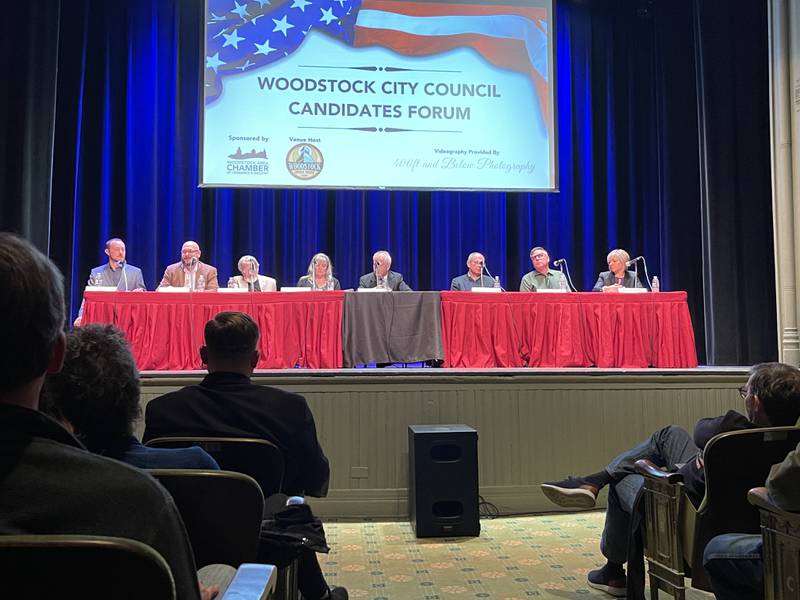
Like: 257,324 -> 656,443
592,248 -> 644,292
231,254 -> 277,291
42,324 -> 218,470
357,250 -> 411,291
520,246 -> 566,291
297,253 -> 341,290
451,252 -> 493,290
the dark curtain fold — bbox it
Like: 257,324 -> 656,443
693,0 -> 776,364
1,0 -> 776,364
0,1 -> 61,252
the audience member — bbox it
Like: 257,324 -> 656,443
42,323 -> 218,470
144,311 -> 346,600
540,362 -> 800,597
703,440 -> 800,600
0,232 -> 212,600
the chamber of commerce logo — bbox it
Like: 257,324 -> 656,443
226,145 -> 269,175
286,144 -> 324,180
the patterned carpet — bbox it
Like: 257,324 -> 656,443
318,512 -> 713,599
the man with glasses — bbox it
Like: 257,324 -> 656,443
158,240 -> 219,290
538,363 -> 800,597
520,246 -> 566,291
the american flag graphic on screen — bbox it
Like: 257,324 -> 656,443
205,0 -> 550,118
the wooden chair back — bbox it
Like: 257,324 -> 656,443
149,469 -> 264,568
0,534 -> 175,600
146,436 -> 285,497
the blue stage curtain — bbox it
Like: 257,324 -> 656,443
41,0 -> 776,364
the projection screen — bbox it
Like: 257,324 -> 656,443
201,0 -> 556,191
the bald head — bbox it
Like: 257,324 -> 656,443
181,241 -> 201,267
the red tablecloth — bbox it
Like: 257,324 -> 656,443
440,291 -> 698,368
82,291 -> 344,370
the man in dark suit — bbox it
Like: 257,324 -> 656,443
143,311 -> 346,600
357,250 -> 412,291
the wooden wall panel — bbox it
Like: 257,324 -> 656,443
140,370 -> 747,517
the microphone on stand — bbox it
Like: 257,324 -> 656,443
625,256 -> 644,267
478,260 -> 485,288
249,258 -> 258,291
188,257 -> 198,290
481,261 -> 503,291
553,258 -> 577,292
374,261 -> 382,288
117,259 -> 128,291
624,256 -> 651,289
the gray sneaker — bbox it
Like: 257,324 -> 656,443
540,476 -> 598,509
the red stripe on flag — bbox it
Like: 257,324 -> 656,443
354,28 -> 550,125
360,0 -> 547,21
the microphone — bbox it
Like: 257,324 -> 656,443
117,260 -> 129,291
189,257 -> 198,268
625,256 -> 643,267
553,258 -> 577,291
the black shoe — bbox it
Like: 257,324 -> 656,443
587,563 -> 626,597
540,476 -> 598,509
328,586 -> 348,600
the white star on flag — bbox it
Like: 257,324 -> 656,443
272,14 -> 295,36
319,7 -> 337,24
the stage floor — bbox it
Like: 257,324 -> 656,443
139,366 -> 748,518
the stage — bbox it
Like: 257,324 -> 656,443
139,366 -> 747,518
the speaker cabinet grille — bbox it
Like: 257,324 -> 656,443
408,425 -> 480,538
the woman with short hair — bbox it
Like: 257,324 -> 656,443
592,248 -> 644,292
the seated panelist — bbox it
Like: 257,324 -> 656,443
592,248 -> 644,292
358,250 -> 412,291
451,252 -> 493,290
520,246 -> 566,291
74,237 -> 145,327
158,240 -> 219,290
297,253 -> 341,290
231,255 -> 277,291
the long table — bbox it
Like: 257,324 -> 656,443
82,290 -> 697,370
82,290 -> 344,370
440,291 -> 698,368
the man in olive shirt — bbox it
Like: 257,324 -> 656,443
519,246 -> 566,291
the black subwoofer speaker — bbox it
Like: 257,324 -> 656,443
408,424 -> 480,538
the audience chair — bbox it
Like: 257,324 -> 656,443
636,426 -> 800,599
0,534 -> 175,600
146,437 -> 285,497
150,469 -> 264,568
748,486 -> 800,600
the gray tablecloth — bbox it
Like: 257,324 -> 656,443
342,291 -> 444,367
